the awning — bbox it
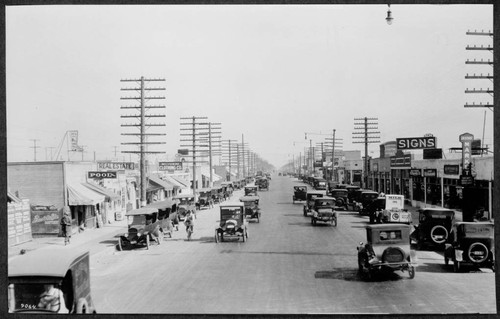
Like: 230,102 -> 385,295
7,191 -> 22,203
67,183 -> 105,206
83,182 -> 120,201
149,175 -> 173,191
148,198 -> 175,210
163,176 -> 184,189
170,176 -> 191,188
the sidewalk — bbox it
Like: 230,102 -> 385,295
8,218 -> 128,259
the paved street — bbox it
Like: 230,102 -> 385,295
89,175 -> 496,314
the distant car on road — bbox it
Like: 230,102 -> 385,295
311,197 -> 338,227
303,191 -> 324,216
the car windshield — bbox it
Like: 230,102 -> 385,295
331,191 -> 347,196
317,200 -> 334,207
221,207 -> 242,221
9,283 -> 63,312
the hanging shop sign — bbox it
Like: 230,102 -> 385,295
390,154 -> 412,167
459,133 -> 474,175
460,175 -> 474,186
159,161 -> 183,171
97,162 -> 135,170
396,136 -> 436,150
423,148 -> 442,159
88,171 -> 117,179
444,165 -> 460,175
423,169 -> 437,177
409,169 -> 421,177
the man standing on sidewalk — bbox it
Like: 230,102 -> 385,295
61,207 -> 72,245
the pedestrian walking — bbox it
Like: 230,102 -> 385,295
60,207 -> 72,245
184,210 -> 194,241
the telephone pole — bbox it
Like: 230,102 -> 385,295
325,129 -> 343,182
120,76 -> 166,207
207,122 -> 222,187
30,139 -> 40,162
221,139 -> 238,181
180,116 -> 210,204
353,117 -> 380,188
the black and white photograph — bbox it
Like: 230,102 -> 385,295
4,1 -> 498,316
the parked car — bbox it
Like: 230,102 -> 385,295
412,208 -> 455,249
257,178 -> 269,191
328,189 -> 349,210
377,195 -> 412,224
8,250 -> 96,314
244,186 -> 259,196
313,177 -> 327,190
215,203 -> 248,243
357,224 -> 416,280
303,191 -> 324,216
196,188 -> 213,210
118,206 -> 163,250
345,185 -> 361,210
444,221 -> 494,272
311,196 -> 338,226
292,185 -> 307,203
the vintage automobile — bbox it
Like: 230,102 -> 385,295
377,195 -> 412,224
215,203 -> 248,242
328,189 -> 349,210
303,191 -> 324,216
8,249 -> 96,314
311,196 -> 338,226
244,185 -> 259,196
412,208 -> 455,249
444,221 -> 495,272
363,197 -> 387,224
240,195 -> 261,223
211,187 -> 223,204
353,190 -> 379,214
292,185 -> 308,203
173,194 -> 196,221
257,178 -> 270,191
345,185 -> 362,210
196,188 -> 213,210
313,177 -> 327,190
149,199 -> 176,239
357,224 -> 416,280
118,206 -> 163,251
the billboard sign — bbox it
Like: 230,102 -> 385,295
390,154 -> 412,167
423,169 -> 437,177
97,162 -> 135,170
159,161 -> 183,171
396,136 -> 436,150
459,133 -> 474,175
444,165 -> 460,175
88,171 -> 117,179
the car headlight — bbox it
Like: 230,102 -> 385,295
368,256 -> 379,264
124,233 -> 128,237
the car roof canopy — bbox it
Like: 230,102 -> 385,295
9,249 -> 89,278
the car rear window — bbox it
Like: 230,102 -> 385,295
379,230 -> 402,241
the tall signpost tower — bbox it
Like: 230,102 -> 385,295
120,77 -> 166,207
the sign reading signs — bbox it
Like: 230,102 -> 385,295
390,154 -> 412,167
159,161 -> 183,171
88,171 -> 117,179
459,133 -> 474,175
444,165 -> 460,175
396,136 -> 436,150
423,169 -> 437,177
97,162 -> 135,170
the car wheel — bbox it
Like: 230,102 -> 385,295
303,208 -> 307,217
242,229 -> 247,242
408,266 -> 415,279
118,238 -> 123,251
146,236 -> 150,250
453,260 -> 460,272
444,256 -> 449,266
215,230 -> 219,243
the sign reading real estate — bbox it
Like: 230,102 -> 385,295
88,171 -> 117,179
97,162 -> 135,170
396,136 -> 436,150
159,161 -> 183,171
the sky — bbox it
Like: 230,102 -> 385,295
6,4 -> 494,169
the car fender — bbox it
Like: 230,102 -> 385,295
455,249 -> 464,262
